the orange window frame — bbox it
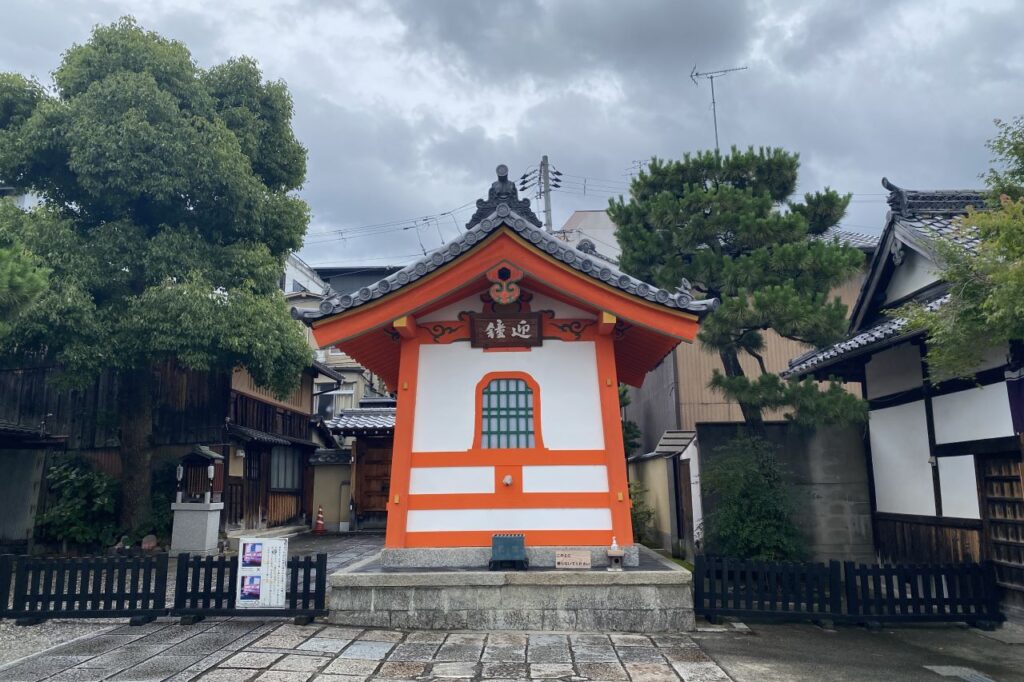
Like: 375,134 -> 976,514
472,371 -> 545,450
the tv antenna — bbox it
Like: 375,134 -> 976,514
690,65 -> 747,153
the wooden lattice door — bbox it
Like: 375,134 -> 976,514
980,454 -> 1024,595
356,442 -> 392,514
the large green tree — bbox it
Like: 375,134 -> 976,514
0,203 -> 48,340
903,118 -> 1024,377
609,147 -> 866,430
0,19 -> 312,532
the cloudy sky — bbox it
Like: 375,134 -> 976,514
3,1 -> 1023,266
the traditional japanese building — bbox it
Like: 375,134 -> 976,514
296,166 -> 715,562
786,179 -> 1024,618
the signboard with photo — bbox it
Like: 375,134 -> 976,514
236,537 -> 288,608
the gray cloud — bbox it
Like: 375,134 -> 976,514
1,0 -> 1022,265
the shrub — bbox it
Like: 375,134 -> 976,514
629,480 -> 656,545
700,436 -> 806,561
37,457 -> 120,549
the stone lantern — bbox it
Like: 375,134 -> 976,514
170,445 -> 224,556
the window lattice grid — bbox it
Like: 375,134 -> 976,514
480,378 -> 536,448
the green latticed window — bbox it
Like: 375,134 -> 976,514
480,378 -> 536,448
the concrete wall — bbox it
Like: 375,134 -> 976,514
329,554 -> 694,632
311,464 -> 353,532
0,449 -> 47,548
696,423 -> 875,562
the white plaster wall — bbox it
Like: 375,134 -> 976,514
932,382 -> 1014,444
412,340 -> 603,452
938,455 -> 981,519
865,343 -> 923,399
409,467 -> 495,495
884,249 -> 941,304
681,439 -> 704,542
418,290 -> 594,322
869,401 -> 936,516
521,465 -> 608,492
406,508 -> 612,532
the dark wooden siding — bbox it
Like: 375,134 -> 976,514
0,361 -> 230,451
874,512 -> 982,564
229,393 -> 311,441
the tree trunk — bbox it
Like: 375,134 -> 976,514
118,364 -> 155,534
718,346 -> 766,433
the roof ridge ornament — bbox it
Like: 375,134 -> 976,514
465,164 -> 543,230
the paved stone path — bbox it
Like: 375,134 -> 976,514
0,619 -> 732,681
287,533 -> 385,573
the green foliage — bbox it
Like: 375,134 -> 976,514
0,17 -> 312,395
628,481 -> 656,545
902,120 -> 1024,379
618,384 -> 642,457
37,458 -> 120,547
0,202 -> 48,340
609,147 -> 866,428
700,437 -> 806,560
985,117 -> 1024,199
902,196 -> 1024,379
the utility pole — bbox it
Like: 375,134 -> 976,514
690,65 -> 747,153
540,155 -> 553,232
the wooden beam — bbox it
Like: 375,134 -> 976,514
598,311 -> 616,336
392,315 -> 417,339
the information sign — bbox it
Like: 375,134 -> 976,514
236,537 -> 288,608
554,549 -> 592,570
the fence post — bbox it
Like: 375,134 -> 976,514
315,553 -> 328,612
693,555 -> 705,620
843,562 -> 858,621
829,560 -> 842,617
0,555 -> 13,620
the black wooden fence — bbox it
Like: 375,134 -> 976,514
694,556 -> 1003,626
0,554 -> 168,624
173,553 -> 327,620
0,552 -> 328,624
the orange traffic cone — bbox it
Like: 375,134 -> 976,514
313,505 -> 326,535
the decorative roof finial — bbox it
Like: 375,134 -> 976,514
465,163 -> 543,230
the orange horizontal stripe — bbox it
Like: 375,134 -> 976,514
403,530 -> 616,548
411,450 -> 609,467
407,492 -> 612,510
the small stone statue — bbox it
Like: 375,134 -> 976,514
488,164 -> 518,201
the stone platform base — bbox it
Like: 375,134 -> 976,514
381,544 -> 640,569
328,547 -> 693,633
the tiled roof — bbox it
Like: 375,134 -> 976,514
628,430 -> 696,462
309,448 -> 352,465
294,166 -> 718,323
883,178 -> 987,217
0,417 -> 44,439
224,422 -> 291,446
816,227 -> 879,252
783,295 -> 948,378
326,408 -> 396,434
786,179 -> 986,379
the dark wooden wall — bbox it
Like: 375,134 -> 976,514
230,393 -> 310,441
0,361 -> 230,451
874,512 -> 982,564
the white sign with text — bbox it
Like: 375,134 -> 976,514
236,537 -> 288,608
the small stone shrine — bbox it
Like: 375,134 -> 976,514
295,166 -> 715,630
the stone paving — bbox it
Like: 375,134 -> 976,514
0,619 -> 731,681
287,532 -> 385,573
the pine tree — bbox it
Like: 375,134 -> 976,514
0,19 -> 312,531
609,147 -> 866,431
